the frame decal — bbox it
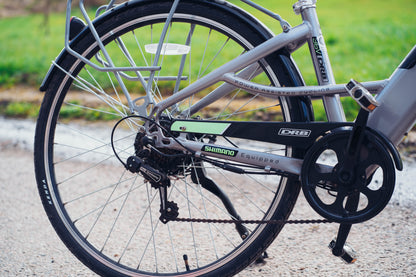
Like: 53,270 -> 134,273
278,128 -> 311,137
171,121 -> 231,135
172,120 -> 353,149
312,36 -> 329,82
202,145 -> 238,157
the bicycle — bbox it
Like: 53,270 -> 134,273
34,0 -> 416,276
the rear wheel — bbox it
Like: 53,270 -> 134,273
35,1 -> 312,276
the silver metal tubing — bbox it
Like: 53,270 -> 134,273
222,74 -> 388,98
152,23 -> 311,117
145,0 -> 181,93
299,2 -> 345,122
169,139 -> 305,176
368,65 -> 416,145
239,0 -> 291,32
173,24 -> 195,95
64,0 -> 161,73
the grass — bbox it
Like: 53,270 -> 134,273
0,99 -> 120,120
0,13 -> 65,87
0,0 -> 415,120
232,0 -> 416,83
0,101 -> 39,118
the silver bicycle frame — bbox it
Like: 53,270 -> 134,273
367,50 -> 416,145
60,0 -> 416,176
151,0 -> 415,175
152,2 -> 349,120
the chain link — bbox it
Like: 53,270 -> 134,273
171,217 -> 332,225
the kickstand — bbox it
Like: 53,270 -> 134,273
191,161 -> 249,239
191,160 -> 269,263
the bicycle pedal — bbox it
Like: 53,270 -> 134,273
69,17 -> 86,41
328,238 -> 358,264
345,79 -> 379,112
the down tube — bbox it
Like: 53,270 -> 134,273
152,23 -> 311,116
367,56 -> 416,145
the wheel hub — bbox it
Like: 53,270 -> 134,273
133,118 -> 191,176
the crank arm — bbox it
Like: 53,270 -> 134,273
329,193 -> 359,264
336,109 -> 370,183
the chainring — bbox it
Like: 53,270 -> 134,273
301,129 -> 396,224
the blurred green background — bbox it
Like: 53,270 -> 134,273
0,0 -> 415,120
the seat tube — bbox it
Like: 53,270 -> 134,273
299,1 -> 346,122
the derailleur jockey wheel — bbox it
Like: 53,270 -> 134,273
301,129 -> 396,224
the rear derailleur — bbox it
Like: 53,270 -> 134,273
126,154 -> 180,224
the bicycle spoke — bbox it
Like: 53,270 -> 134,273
65,175 -> 139,207
100,177 -> 138,252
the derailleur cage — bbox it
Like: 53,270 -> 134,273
126,155 -> 170,188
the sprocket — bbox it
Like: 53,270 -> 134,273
301,128 -> 396,224
133,118 -> 191,176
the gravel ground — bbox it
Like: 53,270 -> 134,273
0,117 -> 415,276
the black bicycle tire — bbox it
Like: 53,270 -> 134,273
34,1 -> 313,276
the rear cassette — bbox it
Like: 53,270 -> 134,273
301,129 -> 395,224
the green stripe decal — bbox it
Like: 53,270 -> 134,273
171,121 -> 231,135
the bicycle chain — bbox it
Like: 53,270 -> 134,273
170,217 -> 332,225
